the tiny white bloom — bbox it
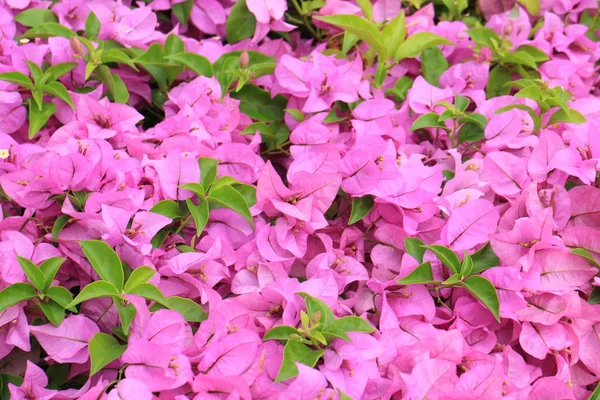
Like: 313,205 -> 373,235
0,149 -> 9,159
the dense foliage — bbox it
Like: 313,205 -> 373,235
1,0 -> 600,398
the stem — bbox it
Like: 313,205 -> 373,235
175,214 -> 193,234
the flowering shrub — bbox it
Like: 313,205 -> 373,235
1,0 -> 600,398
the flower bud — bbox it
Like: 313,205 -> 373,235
239,51 -> 249,69
70,37 -> 85,57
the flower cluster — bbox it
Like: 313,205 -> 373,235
0,0 -> 600,399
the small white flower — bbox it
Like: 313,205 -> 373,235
0,149 -> 9,159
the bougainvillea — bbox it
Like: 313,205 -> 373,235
1,0 -> 600,398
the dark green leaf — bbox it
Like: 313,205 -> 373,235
1,374 -> 23,400
52,215 -> 70,242
89,332 -> 126,376
458,122 -> 484,144
462,275 -> 500,322
43,62 -> 77,82
172,0 -> 193,25
461,251 -> 474,277
29,101 -> 56,139
589,287 -> 600,305
0,283 -> 36,311
124,266 -> 156,292
85,12 -> 101,38
226,0 -> 256,44
80,240 -> 124,291
230,84 -> 287,122
45,286 -> 74,311
395,32 -> 452,62
263,325 -> 300,341
67,280 -> 120,308
199,158 -> 219,189
348,195 -> 374,224
410,113 -> 449,131
165,52 -> 213,77
149,200 -> 181,219
471,243 -> 499,274
397,261 -> 435,285
404,237 -> 426,263
275,340 -> 325,382
15,8 -> 58,27
422,245 -> 460,274
486,66 -> 512,98
455,94 -> 470,112
16,257 -> 45,293
420,47 -> 448,86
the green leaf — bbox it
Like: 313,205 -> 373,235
126,283 -> 168,307
459,113 -> 487,127
516,44 -> 548,62
41,82 -> 74,108
199,158 -> 219,189
455,94 -> 470,112
165,296 -> 207,322
226,0 -> 256,44
89,332 -> 126,376
39,299 -> 65,326
328,316 -> 374,333
286,108 -> 304,122
180,183 -> 205,196
397,261 -> 435,285
22,22 -> 76,39
589,287 -> 600,305
322,326 -> 351,342
461,251 -> 474,277
107,74 -> 128,104
0,72 -> 34,90
1,374 -> 23,400
52,214 -> 70,242
209,185 -> 254,228
29,101 -> 56,139
516,0 -> 540,16
467,27 -> 502,52
39,257 -> 66,292
115,302 -> 135,336
45,286 -> 74,311
186,196 -> 209,237
348,195 -> 374,224
381,11 -> 406,58
443,273 -> 462,285
100,48 -> 138,70
165,53 -> 213,77
32,89 -> 43,110
172,0 -> 193,25
67,280 -> 120,308
462,275 -> 501,322
16,257 -> 45,293
410,113 -> 449,131
341,32 -> 360,55
404,238 -> 426,263
315,14 -> 386,57
338,390 -> 353,400
502,51 -> 537,69
275,340 -> 325,382
296,292 -> 336,327
549,108 -> 586,125
356,0 -> 374,20
486,65 -> 512,98
80,240 -> 124,291
263,325 -> 300,341
124,266 -> 156,292
15,8 -> 58,27
150,200 -> 181,219
394,32 -> 452,62
85,12 -> 101,39
0,283 -> 36,311
571,248 -> 600,268
420,47 -> 448,86
422,245 -> 461,274
43,62 -> 77,82
229,84 -> 287,122
471,243 -> 499,274
458,122 -> 485,144
233,183 -> 257,207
